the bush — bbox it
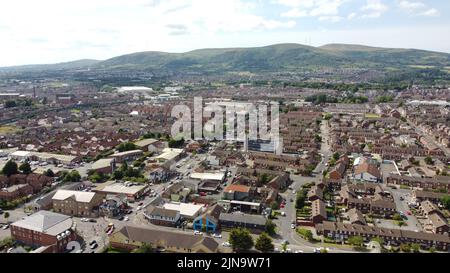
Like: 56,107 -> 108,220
297,228 -> 314,241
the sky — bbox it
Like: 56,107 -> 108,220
0,0 -> 449,66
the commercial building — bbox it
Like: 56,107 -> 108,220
52,190 -> 105,217
10,211 -> 77,253
92,181 -> 149,201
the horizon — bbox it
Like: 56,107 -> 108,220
0,0 -> 449,67
1,41 -> 449,69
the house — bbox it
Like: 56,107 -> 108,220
219,213 -> 266,233
311,199 -> 327,224
316,221 -> 450,250
412,190 -> 447,204
347,208 -> 366,225
427,213 -> 449,235
109,225 -> 219,253
353,158 -> 382,183
193,204 -> 225,233
223,184 -> 252,201
52,190 -> 105,217
144,205 -> 181,227
419,200 -> 441,217
10,211 -> 77,253
307,186 -> 323,201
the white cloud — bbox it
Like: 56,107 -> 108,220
319,16 -> 343,22
347,12 -> 357,19
360,0 -> 388,18
396,1 -> 440,17
277,0 -> 348,19
420,8 -> 439,17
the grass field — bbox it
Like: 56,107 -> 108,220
0,125 -> 21,135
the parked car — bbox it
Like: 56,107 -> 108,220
212,234 -> 222,238
222,242 -> 231,247
2,224 -> 9,230
90,243 -> 98,250
80,218 -> 89,222
194,230 -> 203,235
291,224 -> 296,229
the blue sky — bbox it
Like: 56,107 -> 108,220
0,0 -> 449,66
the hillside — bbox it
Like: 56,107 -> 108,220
1,43 -> 449,78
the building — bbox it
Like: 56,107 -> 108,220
109,225 -> 219,253
154,148 -> 184,169
219,213 -> 266,233
387,174 -> 450,193
10,211 -> 77,253
144,205 -> 181,227
52,190 -> 105,217
223,184 -> 251,201
93,181 -> 149,201
412,190 -> 447,204
90,158 -> 116,174
316,221 -> 450,250
134,138 -> 160,152
353,158 -> 382,183
110,150 -> 143,163
193,204 -> 224,233
347,208 -> 367,225
162,202 -> 204,220
311,199 -> 327,224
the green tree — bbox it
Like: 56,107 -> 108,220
63,170 -> 81,182
348,236 -> 364,247
4,100 -> 17,108
392,213 -> 403,221
400,244 -> 411,253
4,212 -> 10,224
19,162 -> 32,175
297,228 -> 313,241
2,160 -> 18,177
117,142 -> 137,152
255,233 -> 274,253
441,195 -> 450,210
44,169 -> 55,177
265,220 -> 276,236
411,243 -> 420,253
424,156 -> 434,165
332,152 -> 340,161
229,228 -> 254,253
113,169 -> 124,180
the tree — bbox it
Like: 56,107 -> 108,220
348,236 -> 364,247
4,100 -> 17,108
229,228 -> 254,253
2,160 -> 18,177
19,162 -> 32,175
4,212 -> 10,224
424,156 -> 434,165
297,228 -> 313,241
265,220 -> 276,236
332,152 -> 340,161
400,243 -> 411,253
411,243 -> 420,253
113,169 -> 124,180
259,174 -> 269,184
63,170 -> 81,182
44,169 -> 55,177
255,233 -> 274,253
117,142 -> 137,152
132,243 -> 154,253
392,213 -> 403,221
441,195 -> 450,210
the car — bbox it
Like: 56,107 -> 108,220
123,216 -> 129,221
118,216 -> 125,221
194,230 -> 203,235
90,243 -> 98,250
399,196 -> 404,201
280,211 -> 286,216
80,218 -> 89,222
88,219 -> 97,223
291,224 -> 296,229
136,206 -> 142,211
294,250 -> 304,253
221,242 -> 231,247
406,211 -> 412,216
2,224 -> 9,230
89,240 -> 97,246
280,204 -> 285,209
138,202 -> 144,206
212,234 -> 222,238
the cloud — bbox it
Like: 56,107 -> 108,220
347,12 -> 357,20
397,1 -> 440,17
278,0 -> 348,19
360,0 -> 388,18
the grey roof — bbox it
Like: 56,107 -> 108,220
219,212 -> 266,226
145,205 -> 179,218
115,225 -> 219,252
12,211 -> 73,236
